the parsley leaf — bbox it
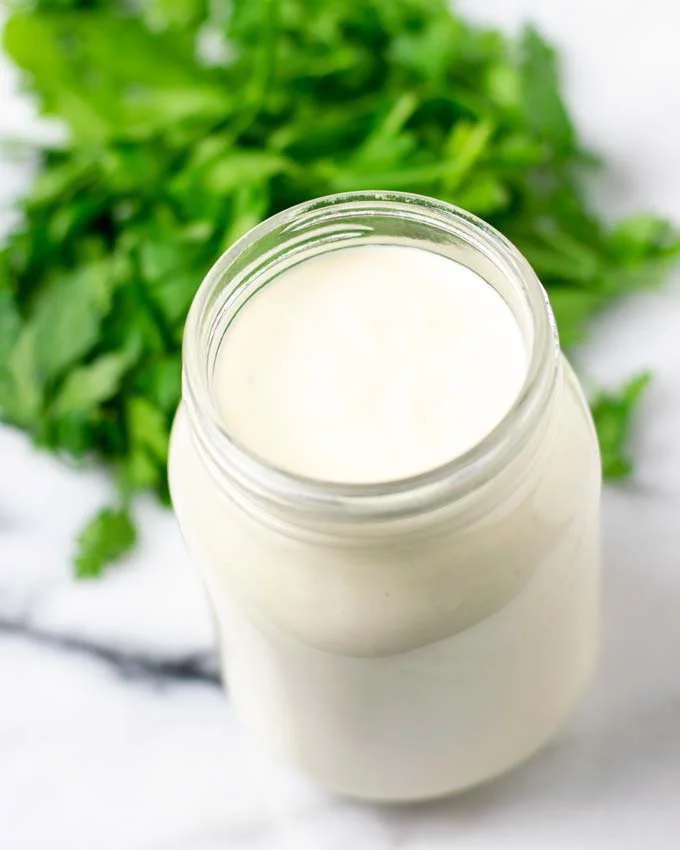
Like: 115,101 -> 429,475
74,507 -> 136,579
591,373 -> 651,480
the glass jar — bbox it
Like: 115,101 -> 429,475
169,191 -> 601,801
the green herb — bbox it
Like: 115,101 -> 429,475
591,373 -> 652,480
74,507 -> 137,579
1,0 -> 678,575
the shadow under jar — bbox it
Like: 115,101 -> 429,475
169,191 -> 601,802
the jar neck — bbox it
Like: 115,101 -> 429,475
182,191 -> 560,532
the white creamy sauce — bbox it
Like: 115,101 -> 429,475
213,245 -> 527,481
170,242 -> 601,800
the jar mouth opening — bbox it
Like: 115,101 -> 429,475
182,191 -> 559,521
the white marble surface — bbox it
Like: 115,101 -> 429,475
2,1 -> 680,847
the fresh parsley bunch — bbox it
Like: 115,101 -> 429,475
1,0 -> 678,576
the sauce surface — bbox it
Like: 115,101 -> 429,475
213,245 -> 527,482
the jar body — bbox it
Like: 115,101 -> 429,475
169,355 -> 600,801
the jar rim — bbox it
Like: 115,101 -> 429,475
181,190 -> 560,523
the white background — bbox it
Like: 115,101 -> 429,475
1,1 -> 680,848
